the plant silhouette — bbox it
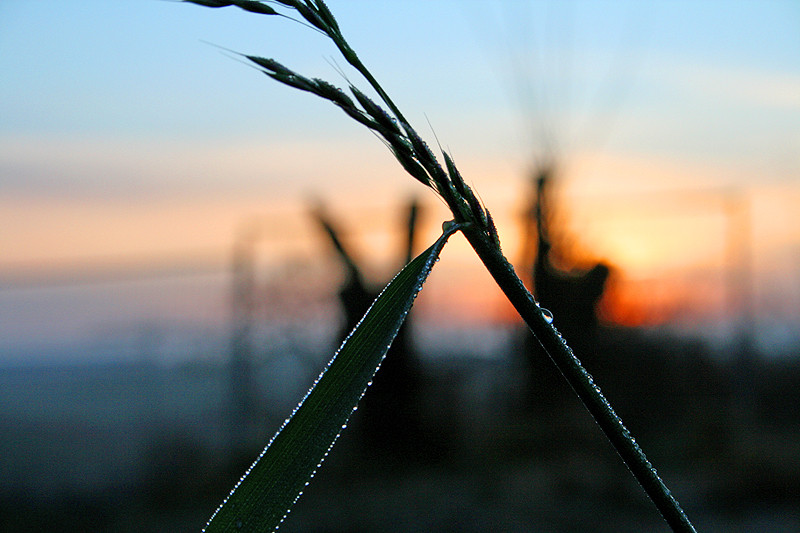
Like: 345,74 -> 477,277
311,199 -> 431,463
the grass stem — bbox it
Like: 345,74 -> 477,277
461,224 -> 697,533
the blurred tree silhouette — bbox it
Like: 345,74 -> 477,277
311,199 -> 434,464
521,169 -> 610,413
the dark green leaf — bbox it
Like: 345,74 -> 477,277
204,223 -> 462,532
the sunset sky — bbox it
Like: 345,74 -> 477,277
1,1 -> 799,362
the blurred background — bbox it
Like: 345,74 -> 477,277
1,1 -> 799,531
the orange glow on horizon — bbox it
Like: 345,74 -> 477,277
598,271 -> 728,328
3,135 -> 796,339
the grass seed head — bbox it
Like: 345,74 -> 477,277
389,145 -> 433,188
247,55 -> 292,76
313,79 -> 356,109
349,86 -> 401,135
443,151 -> 488,229
183,0 -> 279,15
310,0 -> 340,33
233,1 -> 279,15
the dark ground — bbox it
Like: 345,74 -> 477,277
2,325 -> 799,532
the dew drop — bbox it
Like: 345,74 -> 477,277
540,307 -> 554,324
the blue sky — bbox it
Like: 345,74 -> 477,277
2,1 -> 797,191
1,1 -> 799,359
2,0 -> 797,261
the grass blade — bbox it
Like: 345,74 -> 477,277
204,222 -> 463,533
